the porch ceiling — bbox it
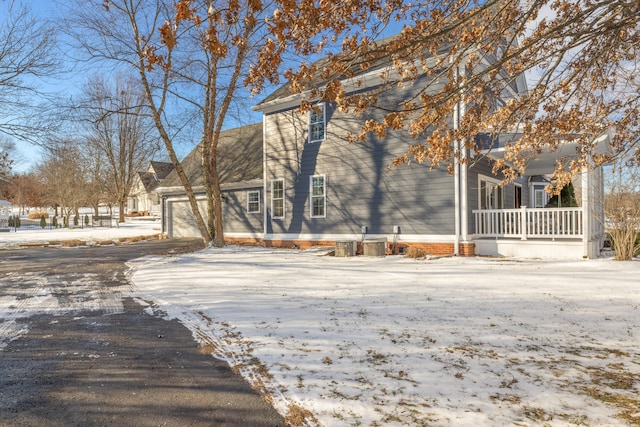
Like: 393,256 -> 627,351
479,131 -> 612,176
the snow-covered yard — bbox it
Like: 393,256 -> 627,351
0,215 -> 161,248
128,247 -> 640,427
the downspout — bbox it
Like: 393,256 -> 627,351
453,65 -> 461,256
161,196 -> 166,235
459,84 -> 468,245
581,163 -> 592,258
262,114 -> 268,246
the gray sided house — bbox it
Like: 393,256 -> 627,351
156,123 -> 263,242
127,161 -> 175,216
251,47 -> 610,259
159,42 -> 610,259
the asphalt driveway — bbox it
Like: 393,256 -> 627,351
0,239 -> 286,427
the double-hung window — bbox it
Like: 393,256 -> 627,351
479,176 -> 503,210
247,190 -> 260,213
271,179 -> 285,218
308,103 -> 326,143
310,175 -> 326,218
534,189 -> 546,208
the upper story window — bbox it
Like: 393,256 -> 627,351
271,179 -> 285,219
247,190 -> 260,213
308,103 -> 326,143
310,175 -> 326,218
479,176 -> 503,210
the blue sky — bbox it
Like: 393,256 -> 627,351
2,0 -> 60,173
5,1 -> 406,174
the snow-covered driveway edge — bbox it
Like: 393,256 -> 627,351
128,247 -> 640,427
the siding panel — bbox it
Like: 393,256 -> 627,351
264,83 -> 456,237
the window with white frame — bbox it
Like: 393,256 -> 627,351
534,189 -> 546,208
310,175 -> 326,218
271,179 -> 284,218
308,103 -> 326,143
479,176 -> 503,209
247,190 -> 260,213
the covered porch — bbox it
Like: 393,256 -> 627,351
471,132 -> 610,259
472,204 -> 603,258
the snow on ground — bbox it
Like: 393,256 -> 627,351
129,247 -> 640,427
0,217 -> 160,349
0,216 -> 161,248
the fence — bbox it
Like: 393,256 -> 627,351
473,207 -> 584,239
0,214 -> 115,232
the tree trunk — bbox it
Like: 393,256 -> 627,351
118,199 -> 126,222
208,155 -> 225,248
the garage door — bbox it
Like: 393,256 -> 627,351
167,199 -> 202,238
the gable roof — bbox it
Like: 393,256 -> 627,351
254,36 -> 410,111
157,122 -> 263,192
254,36 -> 528,114
149,161 -> 174,180
138,171 -> 160,192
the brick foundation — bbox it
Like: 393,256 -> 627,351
390,242 -> 475,256
263,239 -> 336,250
224,237 -> 263,246
261,239 -> 476,256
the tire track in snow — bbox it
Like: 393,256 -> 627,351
0,273 -> 53,349
0,272 -> 127,349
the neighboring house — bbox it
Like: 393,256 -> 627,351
161,44 -> 610,259
127,161 -> 175,216
0,199 -> 11,230
156,123 -> 263,242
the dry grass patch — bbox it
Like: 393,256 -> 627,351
405,247 -> 426,259
27,211 -> 48,219
284,403 -> 319,426
61,239 -> 86,247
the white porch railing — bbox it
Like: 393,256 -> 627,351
473,207 -> 584,240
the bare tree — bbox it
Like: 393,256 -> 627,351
82,140 -> 111,217
65,0 -> 269,246
0,137 -> 15,190
4,172 -> 44,214
79,74 -> 160,222
0,0 -> 58,142
39,142 -> 89,226
605,160 -> 640,260
253,0 -> 639,189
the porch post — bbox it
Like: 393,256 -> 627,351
581,166 -> 592,258
520,205 -> 528,240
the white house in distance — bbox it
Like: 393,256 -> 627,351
157,41 -> 611,259
0,199 -> 11,230
127,161 -> 174,216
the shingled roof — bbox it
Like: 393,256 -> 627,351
253,36 -> 526,112
254,36 -> 454,109
158,122 -> 263,191
149,161 -> 175,180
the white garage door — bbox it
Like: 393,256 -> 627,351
167,199 -> 202,238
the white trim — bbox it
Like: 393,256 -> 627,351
262,115 -> 268,238
252,53 -> 446,114
271,178 -> 285,219
263,233 -> 457,243
156,179 -> 262,196
514,183 -> 523,209
308,103 -> 326,143
310,174 -> 327,218
475,239 -> 584,259
164,194 -> 206,203
534,188 -> 546,208
477,174 -> 504,210
224,232 -> 264,239
247,190 -> 260,213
